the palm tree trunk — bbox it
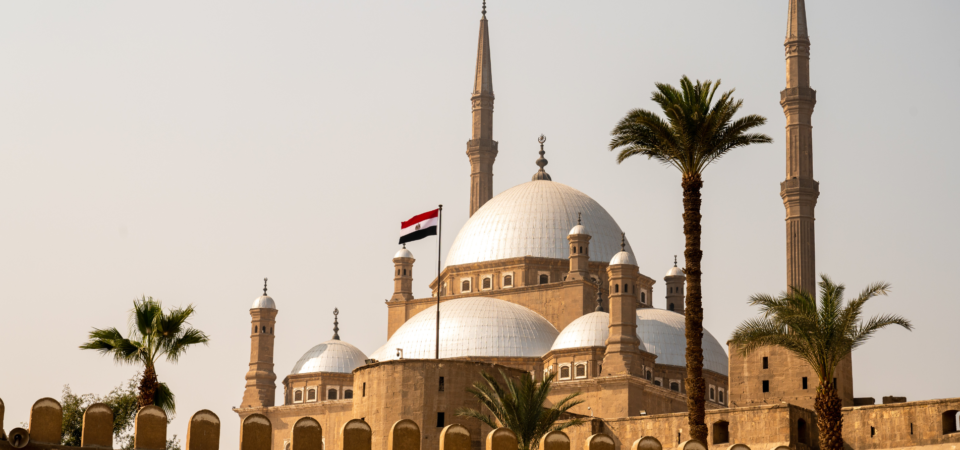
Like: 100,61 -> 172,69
816,380 -> 844,450
138,365 -> 159,408
681,174 -> 707,443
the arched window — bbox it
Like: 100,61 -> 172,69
539,274 -> 548,284
668,303 -> 675,311
403,269 -> 406,276
462,280 -> 470,292
307,389 -> 316,401
344,389 -> 354,399
712,421 -> 730,444
559,366 -> 570,379
254,326 -> 258,333
943,410 -> 960,435
798,419 -> 808,444
710,387 -> 715,401
654,379 -> 662,387
579,246 -> 583,253
646,371 -> 652,380
397,269 -> 400,276
641,292 -> 646,304
575,364 -> 586,378
718,389 -> 725,404
328,389 -> 338,400
503,275 -> 513,287
294,390 -> 303,402
482,278 -> 491,289
571,245 -> 576,254
670,382 -> 680,392
614,284 -> 619,293
624,284 -> 628,293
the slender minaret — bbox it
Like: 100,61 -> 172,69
242,278 -> 277,408
566,213 -> 591,281
602,234 -> 643,377
467,1 -> 498,216
781,0 -> 819,294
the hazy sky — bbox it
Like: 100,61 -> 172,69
2,0 -> 958,448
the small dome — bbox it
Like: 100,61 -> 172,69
551,312 -> 609,350
291,339 -> 368,374
568,224 -> 589,236
666,266 -> 684,277
394,248 -> 414,259
610,251 -> 636,266
251,294 -> 276,309
636,308 -> 728,375
377,297 -> 559,360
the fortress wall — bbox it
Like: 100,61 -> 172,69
728,344 -> 854,410
841,398 -> 960,449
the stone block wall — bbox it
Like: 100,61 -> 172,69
728,344 -> 853,409
841,398 -> 960,449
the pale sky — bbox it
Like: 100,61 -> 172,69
2,1 -> 958,448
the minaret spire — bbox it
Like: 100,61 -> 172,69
781,0 -> 819,294
332,308 -> 340,340
467,1 -> 498,216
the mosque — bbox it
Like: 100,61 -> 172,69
233,2 -> 960,450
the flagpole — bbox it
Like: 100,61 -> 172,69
436,204 -> 442,360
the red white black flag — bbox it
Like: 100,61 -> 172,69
399,209 -> 439,244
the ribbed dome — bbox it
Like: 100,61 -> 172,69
610,251 -> 634,266
666,266 -> 684,277
368,343 -> 387,361
446,181 -> 636,266
251,294 -> 276,309
550,312 -> 610,350
291,339 -> 368,374
636,309 -> 728,375
394,248 -> 414,259
568,224 -> 588,236
377,297 -> 559,360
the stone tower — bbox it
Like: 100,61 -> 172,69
781,0 -> 819,294
242,278 -> 278,408
467,2 -> 498,216
602,236 -> 643,377
566,213 -> 591,281
664,256 -> 685,314
390,246 -> 415,302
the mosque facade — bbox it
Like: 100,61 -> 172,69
233,2 -> 960,450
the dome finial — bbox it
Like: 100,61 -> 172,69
332,308 -> 340,340
482,0 -> 486,16
596,288 -> 604,312
263,277 -> 268,295
578,212 -> 582,225
621,232 -> 626,251
402,242 -> 406,249
532,134 -> 552,181
674,255 -> 677,267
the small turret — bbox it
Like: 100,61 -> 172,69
566,212 -> 591,281
601,234 -> 644,377
665,256 -> 686,314
390,245 -> 415,302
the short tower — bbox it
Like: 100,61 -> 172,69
566,213 -> 591,281
391,246 -> 415,302
242,278 -> 278,408
665,256 -> 686,314
602,234 -> 644,377
467,3 -> 498,216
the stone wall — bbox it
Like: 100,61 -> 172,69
728,344 -> 854,409
841,398 -> 960,449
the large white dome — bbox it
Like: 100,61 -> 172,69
550,311 -> 611,350
445,181 -> 636,266
636,309 -> 728,375
290,339 -> 368,375
377,297 -> 559,360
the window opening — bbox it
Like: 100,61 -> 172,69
362,382 -> 366,397
539,274 -> 549,284
504,275 -> 512,287
624,284 -> 628,293
802,377 -> 808,390
646,371 -> 652,380
483,278 -> 491,289
718,390 -> 724,404
763,357 -> 769,369
871,426 -> 876,438
712,421 -> 730,444
614,284 -> 619,293
654,379 -> 661,387
560,366 -> 571,379
670,382 -> 680,392
641,292 -> 646,304
254,326 -> 258,333
943,410 -> 959,435
575,364 -> 586,378
579,246 -> 583,253
439,377 -> 445,392
344,390 -> 353,399
798,419 -> 808,444
462,280 -> 470,292
307,389 -> 316,401
762,380 -> 770,393
328,389 -> 338,400
437,412 -> 445,428
403,269 -> 406,276
710,387 -> 715,401
294,390 -> 303,402
910,423 -> 913,435
668,303 -> 675,311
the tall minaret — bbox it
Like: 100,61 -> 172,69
780,0 -> 819,294
467,1 -> 498,216
242,278 -> 278,408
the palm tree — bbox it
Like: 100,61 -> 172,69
730,275 -> 912,450
80,296 -> 210,414
456,371 -> 585,450
609,76 -> 772,441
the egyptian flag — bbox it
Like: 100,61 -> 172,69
399,208 -> 439,244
